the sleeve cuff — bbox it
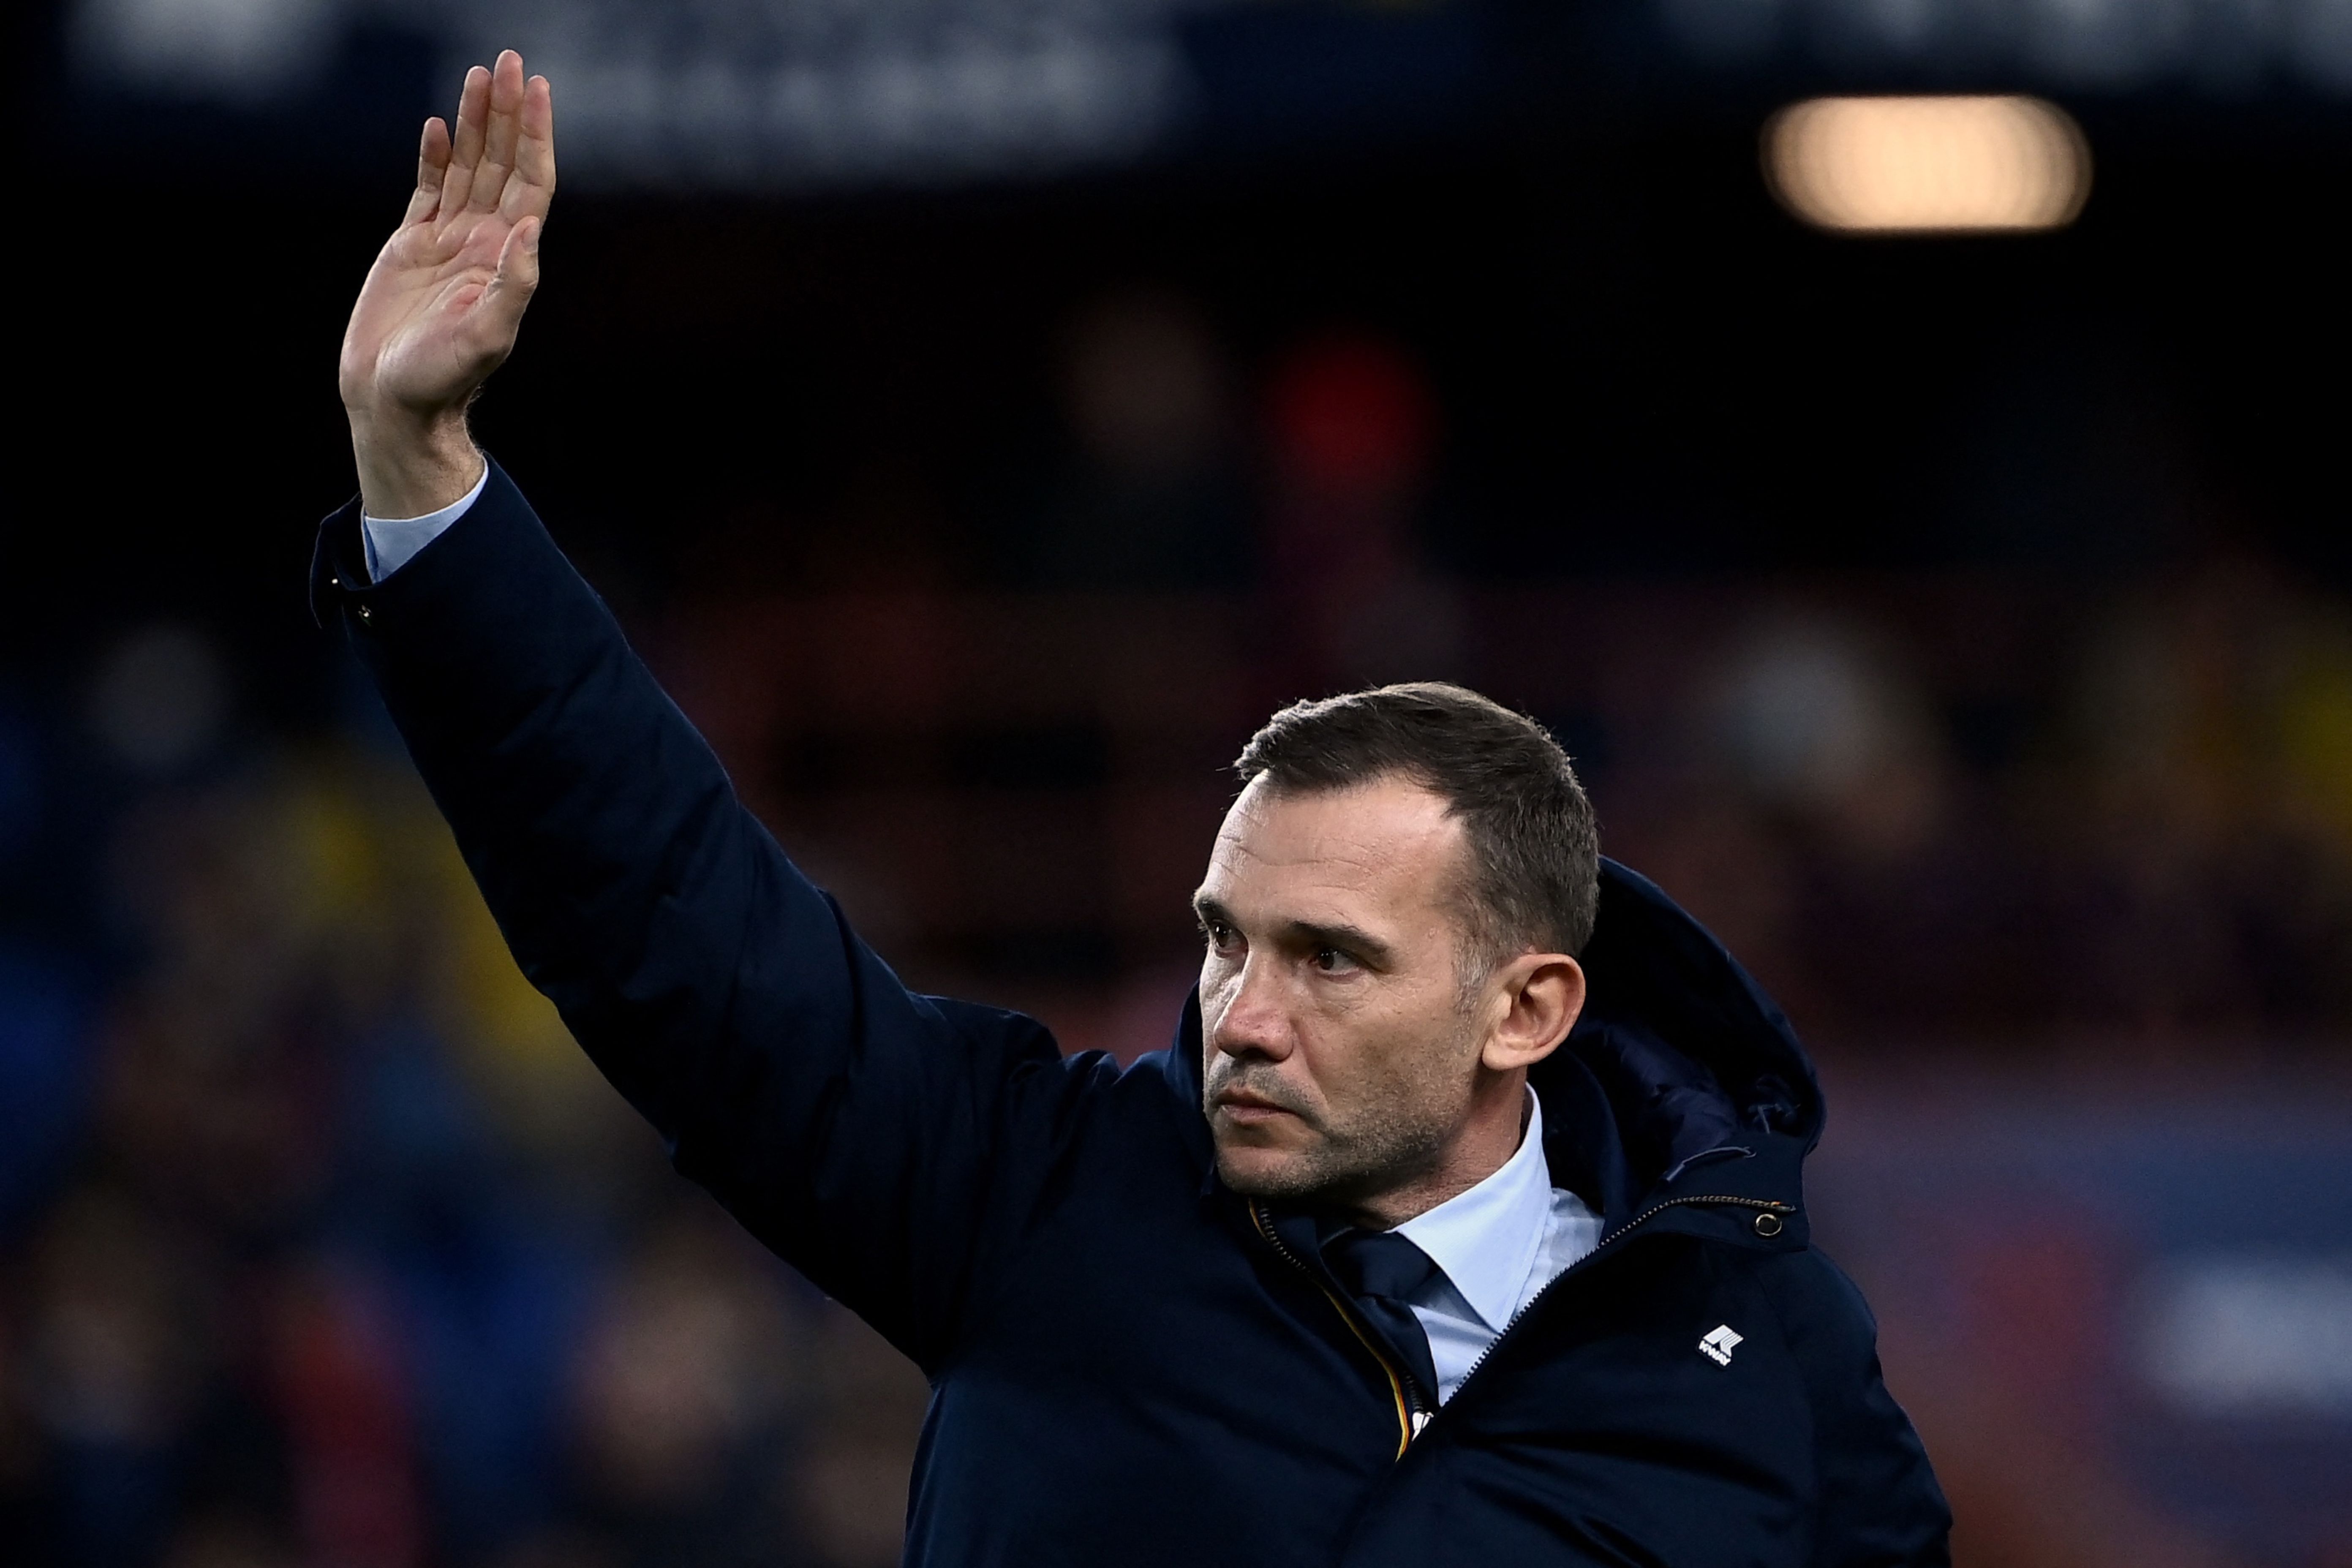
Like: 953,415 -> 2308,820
362,459 -> 491,583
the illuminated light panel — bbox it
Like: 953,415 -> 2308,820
1764,95 -> 2091,234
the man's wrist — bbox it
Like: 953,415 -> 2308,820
349,407 -> 485,520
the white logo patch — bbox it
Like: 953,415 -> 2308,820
1698,1325 -> 1744,1366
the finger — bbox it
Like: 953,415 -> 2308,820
439,65 -> 492,222
476,215 -> 544,343
472,50 -> 526,214
503,74 -> 557,223
401,116 -> 452,227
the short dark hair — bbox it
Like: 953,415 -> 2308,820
1233,683 -> 1600,964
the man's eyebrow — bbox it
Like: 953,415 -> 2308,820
1281,919 -> 1395,969
1190,900 -> 1394,969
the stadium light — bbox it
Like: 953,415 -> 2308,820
1764,95 -> 2091,234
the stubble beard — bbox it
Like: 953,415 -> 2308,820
1205,1014 -> 1476,1212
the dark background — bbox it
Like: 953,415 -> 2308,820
20,113 -> 2352,672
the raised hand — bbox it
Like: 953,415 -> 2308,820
340,51 -> 554,519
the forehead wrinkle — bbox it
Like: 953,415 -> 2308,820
1225,796 -> 1455,858
1214,845 -> 1432,919
1206,828 -> 1467,960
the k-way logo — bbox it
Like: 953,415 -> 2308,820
1698,1325 -> 1744,1366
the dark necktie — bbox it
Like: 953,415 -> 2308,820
1323,1228 -> 1442,1408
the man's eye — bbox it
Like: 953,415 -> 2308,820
1311,946 -> 1355,974
1200,922 -> 1237,950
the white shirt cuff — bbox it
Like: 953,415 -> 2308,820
362,461 -> 490,583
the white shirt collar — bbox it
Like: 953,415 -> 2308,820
1391,1088 -> 1552,1334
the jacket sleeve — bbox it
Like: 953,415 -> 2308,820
312,460 -> 1106,1372
1765,1252 -> 1953,1567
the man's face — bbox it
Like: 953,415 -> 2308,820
1194,773 -> 1486,1208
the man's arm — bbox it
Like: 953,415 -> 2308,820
328,53 -> 1104,1368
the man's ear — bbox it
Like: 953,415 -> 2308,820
1479,953 -> 1586,1073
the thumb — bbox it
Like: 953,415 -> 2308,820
485,216 -> 543,322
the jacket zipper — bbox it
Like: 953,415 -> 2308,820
1424,1193 -> 1799,1433
1248,1199 -> 1429,1457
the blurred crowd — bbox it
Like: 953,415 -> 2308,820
670,287 -> 2352,1056
0,674 -> 929,1568
3,285 -> 2348,1568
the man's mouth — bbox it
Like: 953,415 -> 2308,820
1213,1089 -> 1300,1125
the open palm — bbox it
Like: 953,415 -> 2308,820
341,51 -> 555,426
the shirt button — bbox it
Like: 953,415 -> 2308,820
355,604 -> 373,623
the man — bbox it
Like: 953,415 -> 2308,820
322,52 -> 1949,1565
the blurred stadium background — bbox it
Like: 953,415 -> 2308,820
6,0 -> 2352,1562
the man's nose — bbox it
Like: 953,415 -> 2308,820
1209,954 -> 1294,1061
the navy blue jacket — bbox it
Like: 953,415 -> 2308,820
314,463 -> 1950,1566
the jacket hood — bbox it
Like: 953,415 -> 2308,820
1531,859 -> 1820,1226
1165,857 -> 1822,1230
